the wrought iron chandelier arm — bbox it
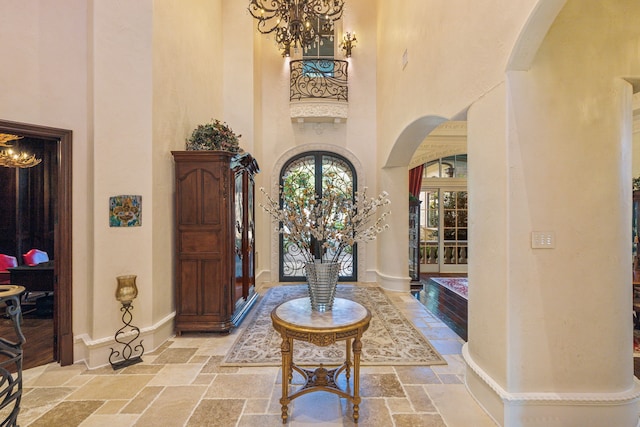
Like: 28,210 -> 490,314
249,0 -> 345,55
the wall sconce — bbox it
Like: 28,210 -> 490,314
109,274 -> 144,370
341,32 -> 357,58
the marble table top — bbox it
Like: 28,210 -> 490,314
273,297 -> 369,329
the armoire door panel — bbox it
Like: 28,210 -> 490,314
202,169 -> 224,225
179,230 -> 221,253
201,259 -> 226,316
178,260 -> 199,315
176,170 -> 199,225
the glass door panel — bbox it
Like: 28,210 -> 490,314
420,189 -> 468,273
279,152 -> 357,281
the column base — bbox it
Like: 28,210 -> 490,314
375,270 -> 410,292
463,344 -> 640,427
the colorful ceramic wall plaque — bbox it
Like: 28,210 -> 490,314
109,195 -> 142,227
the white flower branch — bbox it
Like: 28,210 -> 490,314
260,186 -> 391,264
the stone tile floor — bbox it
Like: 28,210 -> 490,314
17,289 -> 496,426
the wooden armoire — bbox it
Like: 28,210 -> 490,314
171,150 -> 259,333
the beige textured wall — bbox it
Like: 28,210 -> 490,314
0,0 -> 92,341
251,0 -> 380,282
374,0 -> 544,288
504,0 -> 640,392
0,0 -> 225,364
152,0 -> 224,328
466,1 -> 640,424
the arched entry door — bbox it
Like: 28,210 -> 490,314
279,151 -> 357,282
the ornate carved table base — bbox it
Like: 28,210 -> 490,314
271,297 -> 371,424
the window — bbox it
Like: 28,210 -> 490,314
302,17 -> 336,77
423,155 -> 467,178
419,154 -> 468,273
302,17 -> 336,57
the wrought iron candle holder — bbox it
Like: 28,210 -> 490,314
109,275 -> 144,370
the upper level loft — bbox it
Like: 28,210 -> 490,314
290,58 -> 349,125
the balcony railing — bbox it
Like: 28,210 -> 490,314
290,59 -> 348,102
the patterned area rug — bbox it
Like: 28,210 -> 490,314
222,284 -> 447,367
428,277 -> 468,300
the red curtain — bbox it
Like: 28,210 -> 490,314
409,164 -> 424,198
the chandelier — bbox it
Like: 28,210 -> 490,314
0,133 -> 42,168
248,0 -> 345,56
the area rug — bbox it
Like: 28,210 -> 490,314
428,277 -> 468,300
222,284 -> 447,367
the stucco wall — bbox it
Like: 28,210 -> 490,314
504,0 -> 640,392
465,1 -> 640,424
0,0 -> 225,366
0,0 -> 91,340
151,0 -> 224,331
251,0 -> 380,282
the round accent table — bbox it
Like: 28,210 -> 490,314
271,297 -> 371,423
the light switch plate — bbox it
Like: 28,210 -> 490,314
531,231 -> 555,249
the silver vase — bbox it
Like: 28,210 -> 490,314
305,261 -> 340,311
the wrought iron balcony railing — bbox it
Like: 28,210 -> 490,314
290,59 -> 348,102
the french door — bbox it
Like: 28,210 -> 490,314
420,188 -> 468,273
279,151 -> 357,282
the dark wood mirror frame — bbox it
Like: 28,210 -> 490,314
0,119 -> 72,366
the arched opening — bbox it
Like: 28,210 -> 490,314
278,151 -> 358,281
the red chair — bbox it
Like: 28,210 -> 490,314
0,254 -> 18,284
23,249 -> 49,266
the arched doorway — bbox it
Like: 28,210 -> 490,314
0,119 -> 72,366
279,151 -> 358,282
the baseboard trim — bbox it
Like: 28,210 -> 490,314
463,343 -> 640,426
74,311 -> 176,369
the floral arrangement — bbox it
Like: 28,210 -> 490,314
186,119 -> 242,153
260,180 -> 391,264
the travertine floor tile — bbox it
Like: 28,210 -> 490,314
200,355 -> 239,374
187,398 -> 245,427
20,387 -> 76,409
121,386 -> 163,414
341,397 -> 393,426
151,347 -> 197,364
286,391 -> 343,425
360,373 -> 405,397
79,413 -> 140,426
13,286 -> 501,427
429,339 -> 464,355
134,385 -> 206,427
385,397 -> 414,413
426,384 -> 497,427
238,413 -> 284,427
66,375 -> 154,400
404,385 -> 437,412
206,373 -> 275,398
393,413 -> 447,427
146,363 -> 202,386
395,366 -> 441,384
28,401 -> 103,427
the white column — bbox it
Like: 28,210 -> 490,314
376,166 -> 411,292
465,75 -> 640,426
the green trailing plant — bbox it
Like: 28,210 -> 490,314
186,119 -> 241,153
634,176 -> 640,191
